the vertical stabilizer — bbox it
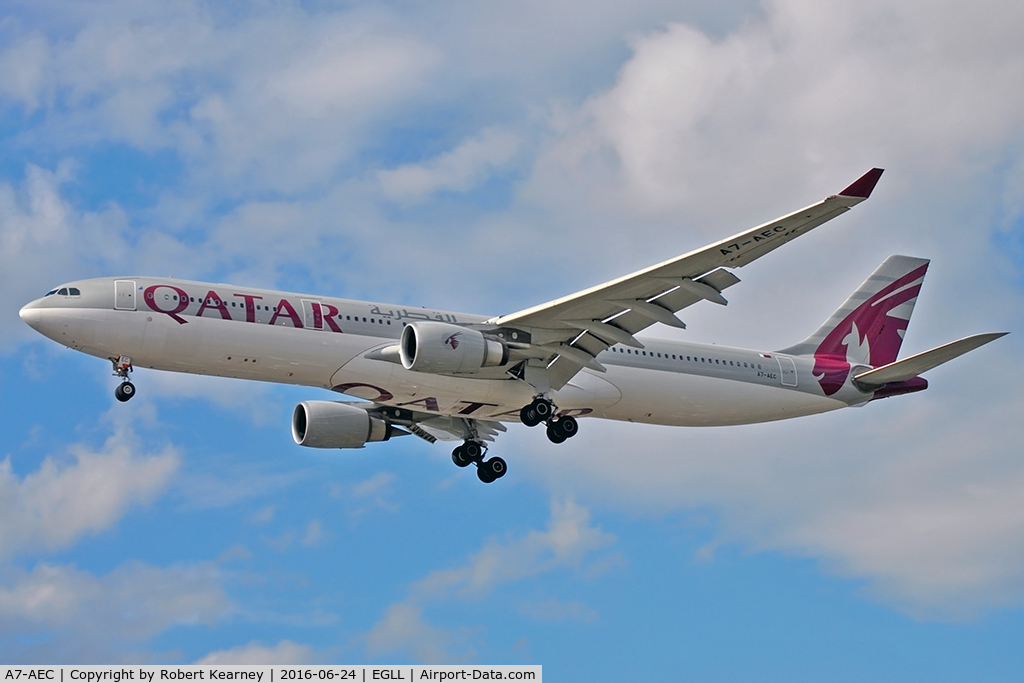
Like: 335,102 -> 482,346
779,255 -> 930,395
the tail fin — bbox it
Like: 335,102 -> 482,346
779,255 -> 930,395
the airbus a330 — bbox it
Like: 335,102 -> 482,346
20,169 -> 1005,482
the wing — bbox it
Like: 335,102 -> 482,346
490,168 -> 885,390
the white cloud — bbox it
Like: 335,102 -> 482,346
141,371 -> 278,425
0,560 -> 229,661
343,472 -> 400,517
365,603 -> 473,665
0,3 -> 442,194
0,164 -> 114,349
251,506 -> 275,523
411,498 -> 615,601
531,0 -> 1024,219
0,32 -> 50,111
379,128 -> 522,201
0,426 -> 179,561
195,640 -> 313,665
365,499 -> 613,662
301,520 -> 324,547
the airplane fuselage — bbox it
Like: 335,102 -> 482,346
19,276 -> 868,428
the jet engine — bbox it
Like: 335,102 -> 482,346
292,401 -> 396,449
400,321 -> 508,375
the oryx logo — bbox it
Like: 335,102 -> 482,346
812,263 -> 928,396
444,333 -> 461,349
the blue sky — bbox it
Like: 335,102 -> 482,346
2,0 -> 1024,677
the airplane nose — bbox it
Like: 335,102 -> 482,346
19,301 -> 42,329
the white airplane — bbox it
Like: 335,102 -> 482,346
20,169 -> 1006,483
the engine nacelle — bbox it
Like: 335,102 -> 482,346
400,321 -> 508,375
292,401 -> 394,449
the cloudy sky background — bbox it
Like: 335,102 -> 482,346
2,0 -> 1023,677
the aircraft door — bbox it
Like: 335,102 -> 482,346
776,355 -> 798,386
114,280 -> 136,310
301,299 -> 324,330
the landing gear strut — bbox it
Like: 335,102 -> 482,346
520,397 -> 579,444
112,356 -> 136,402
451,440 -> 507,484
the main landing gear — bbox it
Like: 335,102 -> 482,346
519,397 -> 578,444
112,356 -> 136,403
452,441 -> 507,484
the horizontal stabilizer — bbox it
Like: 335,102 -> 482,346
853,332 -> 1007,388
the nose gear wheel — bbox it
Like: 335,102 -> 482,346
111,356 -> 136,402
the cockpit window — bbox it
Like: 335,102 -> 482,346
45,286 -> 81,297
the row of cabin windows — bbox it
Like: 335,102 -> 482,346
154,293 -> 393,324
609,346 -> 763,370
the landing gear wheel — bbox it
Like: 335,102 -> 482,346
477,456 -> 507,483
531,398 -> 554,419
551,415 -> 578,439
114,382 -> 136,403
520,405 -> 541,427
546,422 -> 567,444
463,441 -> 484,462
452,445 -> 473,468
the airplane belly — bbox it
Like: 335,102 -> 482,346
71,309 -> 376,388
600,365 -> 844,426
330,360 -> 622,420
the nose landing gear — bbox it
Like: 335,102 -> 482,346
112,356 -> 136,402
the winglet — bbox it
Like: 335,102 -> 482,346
838,168 -> 884,198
